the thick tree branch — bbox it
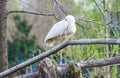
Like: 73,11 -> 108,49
0,40 -> 68,78
68,38 -> 120,45
1,38 -> 120,77
77,56 -> 120,68
14,56 -> 120,78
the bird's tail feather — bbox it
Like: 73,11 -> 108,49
45,39 -> 55,47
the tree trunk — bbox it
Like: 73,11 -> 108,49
0,0 -> 8,73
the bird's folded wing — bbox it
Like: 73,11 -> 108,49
44,20 -> 69,42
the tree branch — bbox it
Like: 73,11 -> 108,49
7,10 -> 61,20
14,56 -> 120,78
7,11 -> 55,16
68,38 -> 120,45
7,10 -> 104,26
76,16 -> 104,26
1,38 -> 120,77
77,56 -> 120,68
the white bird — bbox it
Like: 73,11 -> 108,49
44,15 -> 76,46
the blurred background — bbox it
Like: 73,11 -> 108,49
6,0 -> 120,78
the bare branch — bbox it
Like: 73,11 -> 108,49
19,0 -> 39,11
7,10 -> 61,21
1,38 -> 120,77
67,38 -> 120,45
0,40 -> 68,78
14,56 -> 120,78
7,11 -> 103,26
76,16 -> 104,26
77,56 -> 120,68
53,0 -> 68,18
7,11 -> 55,16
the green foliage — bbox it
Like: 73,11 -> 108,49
13,15 -> 32,36
110,66 -> 118,78
8,15 -> 38,65
49,1 -> 120,77
7,0 -> 120,77
60,0 -> 120,77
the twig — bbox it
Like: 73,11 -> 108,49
76,16 -> 105,26
20,0 -> 38,11
53,0 -> 68,16
77,56 -> 120,68
7,11 -> 104,26
19,0 -> 60,20
7,11 -> 55,16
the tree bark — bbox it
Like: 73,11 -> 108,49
14,56 -> 120,78
0,0 -> 8,73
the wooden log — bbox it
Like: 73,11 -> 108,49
14,56 -> 120,78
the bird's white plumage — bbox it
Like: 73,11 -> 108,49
44,20 -> 68,42
44,15 -> 76,46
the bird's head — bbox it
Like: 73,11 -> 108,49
65,15 -> 75,23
